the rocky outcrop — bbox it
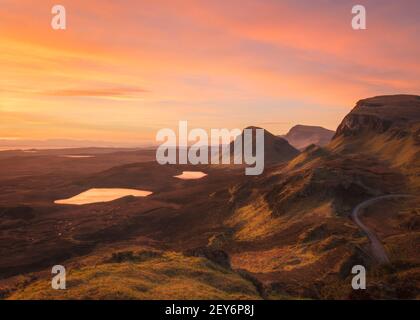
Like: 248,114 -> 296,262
334,95 -> 420,139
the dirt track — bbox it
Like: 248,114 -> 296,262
351,194 -> 413,264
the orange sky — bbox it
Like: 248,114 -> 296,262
1,0 -> 419,145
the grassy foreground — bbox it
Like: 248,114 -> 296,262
8,249 -> 261,300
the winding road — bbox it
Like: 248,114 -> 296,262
351,194 -> 413,264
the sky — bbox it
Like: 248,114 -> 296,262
0,0 -> 419,145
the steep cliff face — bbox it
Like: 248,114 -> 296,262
330,95 -> 420,176
334,95 -> 420,138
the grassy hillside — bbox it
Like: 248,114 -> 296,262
8,249 -> 261,300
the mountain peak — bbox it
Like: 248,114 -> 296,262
283,124 -> 335,150
334,94 -> 420,139
222,127 -> 299,165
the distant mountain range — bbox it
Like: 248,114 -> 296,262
281,124 -> 335,150
0,139 -> 150,150
1,126 -> 334,152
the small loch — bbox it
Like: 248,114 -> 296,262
54,188 -> 153,205
174,171 -> 208,180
